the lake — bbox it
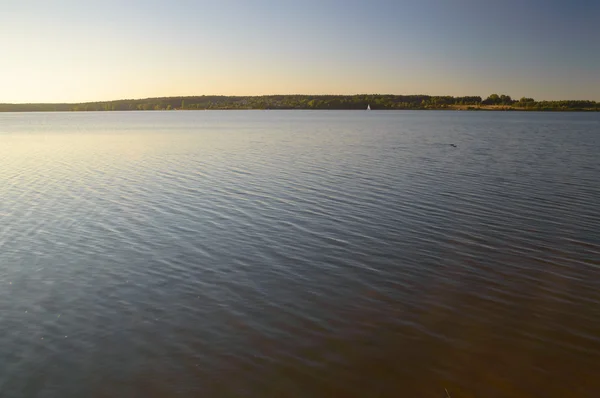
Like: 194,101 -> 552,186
1,110 -> 599,397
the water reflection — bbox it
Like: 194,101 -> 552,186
0,111 -> 599,397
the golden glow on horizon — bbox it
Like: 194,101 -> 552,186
3,58 -> 594,104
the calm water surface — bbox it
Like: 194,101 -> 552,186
1,111 -> 599,397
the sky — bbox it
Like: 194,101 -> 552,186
1,0 -> 598,103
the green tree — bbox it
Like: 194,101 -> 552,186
483,94 -> 500,105
499,95 -> 513,105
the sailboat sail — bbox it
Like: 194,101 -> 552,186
367,104 -> 371,111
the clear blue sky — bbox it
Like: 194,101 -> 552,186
1,0 -> 598,102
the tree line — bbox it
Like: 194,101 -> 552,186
0,94 -> 597,112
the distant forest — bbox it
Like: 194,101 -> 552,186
0,94 -> 598,112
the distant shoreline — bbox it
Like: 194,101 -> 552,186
444,105 -> 598,112
1,94 -> 598,112
1,107 -> 597,112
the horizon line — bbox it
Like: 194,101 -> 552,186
2,93 -> 598,105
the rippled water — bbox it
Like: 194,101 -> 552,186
1,110 -> 599,397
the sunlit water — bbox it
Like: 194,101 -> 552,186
1,111 -> 599,397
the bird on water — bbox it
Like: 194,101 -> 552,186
450,144 -> 457,147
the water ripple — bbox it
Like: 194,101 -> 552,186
0,111 -> 599,397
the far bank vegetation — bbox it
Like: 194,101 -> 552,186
0,94 -> 598,112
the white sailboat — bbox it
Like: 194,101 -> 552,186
367,104 -> 371,111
